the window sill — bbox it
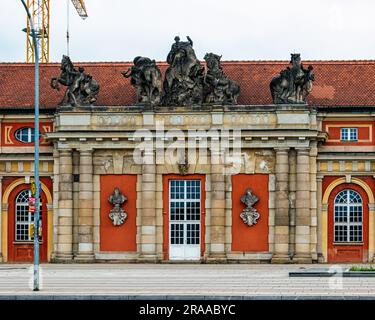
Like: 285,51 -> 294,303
333,242 -> 363,246
13,241 -> 43,245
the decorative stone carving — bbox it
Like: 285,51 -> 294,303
108,187 -> 127,226
163,36 -> 205,106
240,188 -> 260,226
51,55 -> 100,106
270,54 -> 315,104
122,56 -> 162,105
177,150 -> 189,175
203,53 -> 240,104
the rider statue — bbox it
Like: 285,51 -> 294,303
51,55 -> 100,106
203,52 -> 240,104
270,53 -> 315,104
122,56 -> 162,106
163,36 -> 205,106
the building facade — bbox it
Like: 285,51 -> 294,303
0,52 -> 375,264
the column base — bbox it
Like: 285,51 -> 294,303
317,253 -> 325,263
52,253 -> 74,263
138,254 -> 159,263
74,253 -> 95,263
292,254 -> 313,264
0,254 -> 3,263
205,253 -> 227,263
271,254 -> 291,264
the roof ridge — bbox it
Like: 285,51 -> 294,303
2,60 -> 375,66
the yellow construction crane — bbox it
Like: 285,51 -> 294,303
25,0 -> 88,63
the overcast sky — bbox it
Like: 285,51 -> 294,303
1,0 -> 375,62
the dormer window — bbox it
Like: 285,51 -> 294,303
340,128 -> 358,142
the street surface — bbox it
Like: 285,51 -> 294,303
0,264 -> 374,299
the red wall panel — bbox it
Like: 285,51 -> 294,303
231,174 -> 269,252
322,121 -> 374,146
1,122 -> 53,147
100,175 -> 137,252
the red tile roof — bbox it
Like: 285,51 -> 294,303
1,60 -> 375,109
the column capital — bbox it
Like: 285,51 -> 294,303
58,148 -> 73,156
295,147 -> 310,154
79,148 -> 94,155
274,147 -> 290,154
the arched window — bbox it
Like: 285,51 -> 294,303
15,189 -> 42,242
334,189 -> 363,243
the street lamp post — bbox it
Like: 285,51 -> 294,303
20,0 -> 40,291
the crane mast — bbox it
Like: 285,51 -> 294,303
25,0 -> 88,63
26,0 -> 50,63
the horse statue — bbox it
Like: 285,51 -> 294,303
122,56 -> 162,105
203,53 -> 240,104
270,53 -> 315,104
51,55 -> 100,106
163,36 -> 204,106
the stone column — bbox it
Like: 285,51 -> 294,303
76,149 -> 94,261
139,150 -> 157,261
208,150 -> 226,261
293,148 -> 312,263
309,145 -> 318,262
0,176 -> 3,262
271,148 -> 290,263
288,149 -> 297,258
55,149 -> 74,261
316,176 -> 324,262
52,148 -> 60,259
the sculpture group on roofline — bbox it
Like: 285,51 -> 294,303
50,37 -> 315,107
51,55 -> 100,106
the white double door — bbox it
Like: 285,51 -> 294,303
169,180 -> 201,260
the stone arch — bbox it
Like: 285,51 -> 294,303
1,178 -> 53,262
321,177 -> 375,262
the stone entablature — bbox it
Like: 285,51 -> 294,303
50,104 -> 319,148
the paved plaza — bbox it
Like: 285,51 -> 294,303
0,264 -> 375,299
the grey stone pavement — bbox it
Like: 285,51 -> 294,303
0,263 -> 375,300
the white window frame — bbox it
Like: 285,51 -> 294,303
334,189 -> 363,243
15,189 -> 42,242
340,127 -> 358,142
169,180 -> 201,260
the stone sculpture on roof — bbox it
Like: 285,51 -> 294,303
123,37 -> 242,107
162,36 -> 205,106
122,56 -> 162,106
51,55 -> 100,106
270,53 -> 315,104
203,52 -> 240,104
